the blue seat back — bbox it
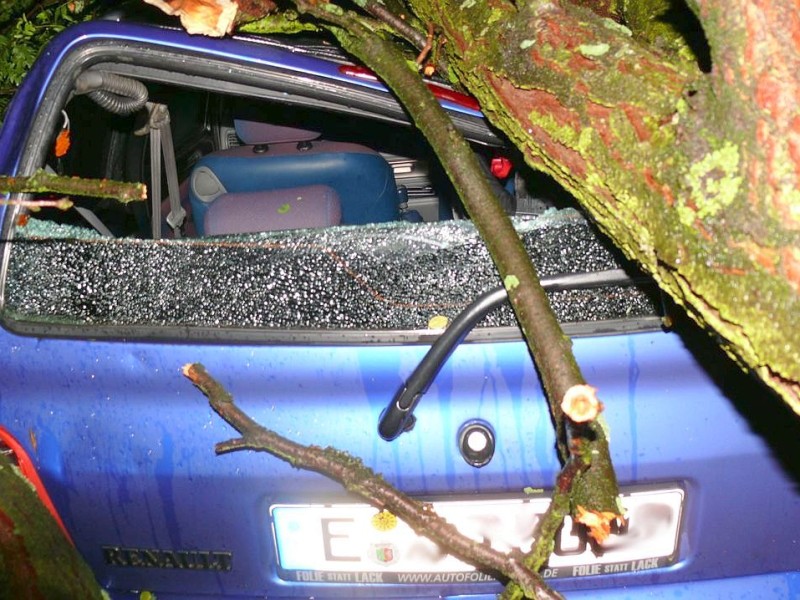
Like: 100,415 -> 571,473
189,122 -> 400,236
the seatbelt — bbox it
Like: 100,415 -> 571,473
73,206 -> 115,237
144,103 -> 186,239
43,164 -> 115,237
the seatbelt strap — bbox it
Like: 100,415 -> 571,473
148,115 -> 162,240
74,206 -> 114,237
146,103 -> 186,239
43,164 -> 115,237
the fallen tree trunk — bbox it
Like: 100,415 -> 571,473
0,453 -> 103,598
143,0 -> 800,413
406,0 -> 800,413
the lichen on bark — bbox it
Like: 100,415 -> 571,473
0,453 -> 104,598
403,0 -> 800,414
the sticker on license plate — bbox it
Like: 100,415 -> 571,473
271,485 -> 684,583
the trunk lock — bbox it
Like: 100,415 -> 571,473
458,420 -> 495,467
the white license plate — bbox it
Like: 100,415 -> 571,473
271,486 -> 684,583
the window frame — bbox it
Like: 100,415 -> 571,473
0,37 -> 664,345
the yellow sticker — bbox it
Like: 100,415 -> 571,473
371,509 -> 398,532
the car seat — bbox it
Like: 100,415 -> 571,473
189,120 -> 401,235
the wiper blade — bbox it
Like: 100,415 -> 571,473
378,268 -> 641,441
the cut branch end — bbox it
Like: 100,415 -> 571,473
561,384 -> 603,423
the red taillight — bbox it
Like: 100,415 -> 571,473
338,64 -> 378,82
0,426 -> 73,545
490,156 -> 513,179
338,65 -> 482,112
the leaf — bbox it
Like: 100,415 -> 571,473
143,0 -> 239,37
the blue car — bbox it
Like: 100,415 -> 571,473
0,10 -> 798,600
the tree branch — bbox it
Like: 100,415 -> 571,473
157,2 -> 628,596
291,0 -> 621,517
500,455 -> 586,600
183,363 -> 564,600
405,0 -> 800,414
0,169 -> 146,203
359,0 -> 450,76
0,452 -> 104,597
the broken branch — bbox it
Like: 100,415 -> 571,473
183,362 -> 564,600
0,169 -> 146,203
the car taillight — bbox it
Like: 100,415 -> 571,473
490,156 -> 513,179
0,426 -> 73,544
338,65 -> 482,112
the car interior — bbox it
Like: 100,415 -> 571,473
37,66 -> 567,241
40,80 -> 448,236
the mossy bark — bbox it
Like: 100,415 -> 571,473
403,0 -> 800,415
0,453 -> 104,599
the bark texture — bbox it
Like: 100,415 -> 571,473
403,0 -> 800,414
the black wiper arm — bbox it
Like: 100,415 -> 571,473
378,268 -> 636,441
378,285 -> 506,441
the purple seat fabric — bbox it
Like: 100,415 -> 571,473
234,120 -> 320,145
203,185 -> 342,236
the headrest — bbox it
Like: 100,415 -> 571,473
234,119 -> 320,145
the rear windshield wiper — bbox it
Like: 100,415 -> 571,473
378,268 -> 642,441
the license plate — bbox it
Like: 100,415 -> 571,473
271,485 -> 684,583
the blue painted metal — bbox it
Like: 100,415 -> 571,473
445,571 -> 800,599
0,327 -> 798,597
107,570 -> 800,600
0,19 -> 798,599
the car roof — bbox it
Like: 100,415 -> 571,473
0,18 -> 490,175
100,0 -> 357,64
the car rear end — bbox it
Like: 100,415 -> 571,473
0,19 -> 798,600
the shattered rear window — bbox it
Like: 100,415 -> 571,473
3,210 -> 658,336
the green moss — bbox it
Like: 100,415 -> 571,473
622,0 -> 705,66
602,18 -> 632,37
239,11 -> 319,34
323,3 -> 345,16
679,142 -> 742,226
674,97 -> 689,118
527,109 -> 581,149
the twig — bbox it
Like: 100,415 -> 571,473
277,2 -> 623,594
296,0 -> 576,449
358,0 -> 449,76
416,22 -> 434,68
183,362 -> 564,600
0,169 -> 146,203
0,196 -> 73,210
501,455 -> 587,600
291,0 -> 619,466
